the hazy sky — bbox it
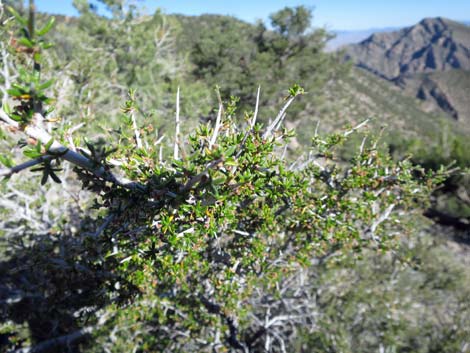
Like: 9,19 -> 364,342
34,0 -> 470,30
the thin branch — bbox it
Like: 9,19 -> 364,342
0,107 -> 20,129
199,295 -> 249,353
343,119 -> 370,137
0,109 -> 145,192
174,86 -> 180,160
65,122 -> 85,151
1,42 -> 12,104
359,136 -> 367,153
154,134 -> 165,146
131,109 -> 142,149
209,103 -> 223,149
236,86 -> 260,158
83,214 -> 116,238
180,158 -> 223,193
250,86 -> 261,130
263,95 -> 296,139
370,204 -> 395,236
0,155 -> 54,178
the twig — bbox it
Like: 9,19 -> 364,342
65,122 -> 85,151
263,95 -> 296,139
370,204 -> 395,236
180,158 -> 223,193
154,134 -> 165,146
343,119 -> 370,137
1,42 -> 12,104
0,155 -> 54,178
359,136 -> 367,153
199,295 -> 249,353
131,109 -> 142,149
83,214 -> 116,238
209,103 -> 223,149
174,86 -> 180,160
250,86 -> 261,130
0,109 -> 145,192
236,86 -> 260,158
0,106 -> 20,128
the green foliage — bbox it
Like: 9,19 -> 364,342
178,9 -> 337,122
0,3 -> 466,353
269,5 -> 312,38
290,234 -> 470,353
4,5 -> 55,125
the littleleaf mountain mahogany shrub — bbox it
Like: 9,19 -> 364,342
0,3 -> 449,353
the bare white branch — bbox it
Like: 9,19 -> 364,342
65,122 -> 85,151
0,109 -> 144,191
263,95 -> 296,139
174,86 -> 180,160
131,109 -> 142,149
0,106 -> 20,128
370,204 -> 395,236
236,86 -> 261,158
343,119 -> 370,137
251,85 -> 261,129
209,103 -> 223,149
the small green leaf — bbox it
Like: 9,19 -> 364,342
37,79 -> 54,91
36,140 -> 42,153
46,106 -> 56,114
36,17 -> 56,36
3,102 -> 11,114
18,37 -> 34,48
7,6 -> 28,26
23,149 -> 43,159
212,176 -> 226,186
7,88 -> 24,97
12,83 -> 28,92
45,139 -> 54,151
10,114 -> 24,122
33,52 -> 42,63
225,145 -> 237,157
0,155 -> 14,168
288,84 -> 305,98
40,42 -> 55,50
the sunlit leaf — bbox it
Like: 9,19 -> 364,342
36,17 -> 56,36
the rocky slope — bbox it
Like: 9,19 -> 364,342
345,17 -> 470,79
344,18 -> 470,128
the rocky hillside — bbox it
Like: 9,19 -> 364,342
399,70 -> 470,125
344,18 -> 470,128
345,17 -> 470,79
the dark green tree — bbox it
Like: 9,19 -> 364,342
269,5 -> 312,38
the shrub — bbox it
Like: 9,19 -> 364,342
0,3 -> 447,352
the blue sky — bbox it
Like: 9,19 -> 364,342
34,0 -> 470,30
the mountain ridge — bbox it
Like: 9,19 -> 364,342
344,17 -> 470,129
327,19 -> 470,51
345,17 -> 470,80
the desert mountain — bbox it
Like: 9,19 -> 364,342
344,18 -> 470,128
326,27 -> 400,52
345,17 -> 470,79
